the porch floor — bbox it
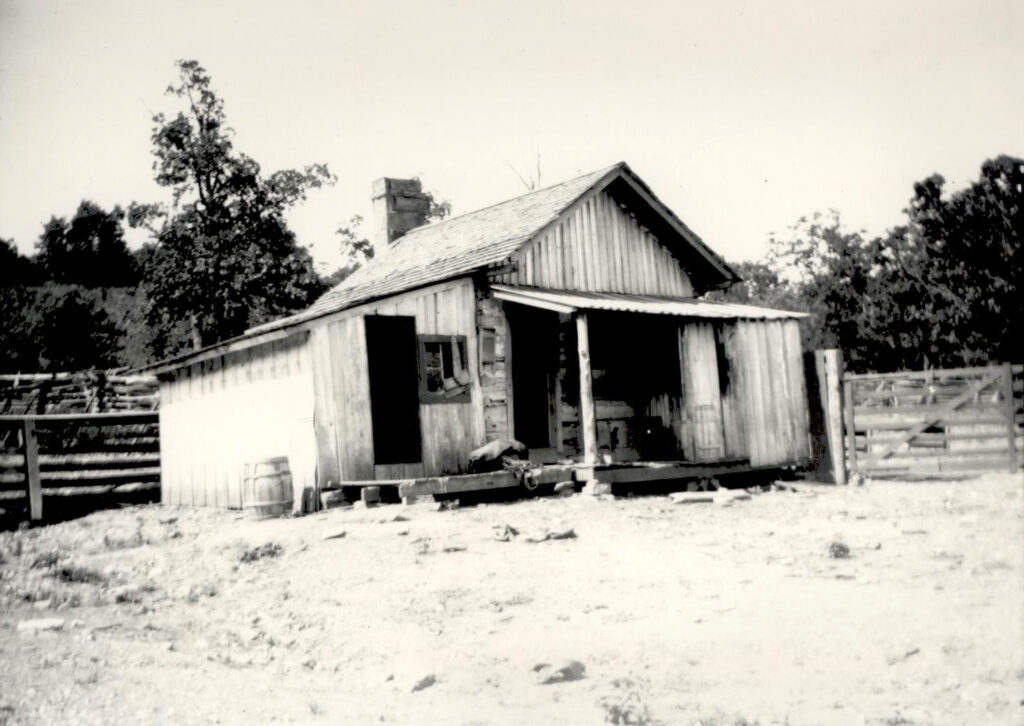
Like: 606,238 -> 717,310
329,457 -> 780,503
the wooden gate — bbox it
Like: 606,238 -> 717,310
843,364 -> 1023,479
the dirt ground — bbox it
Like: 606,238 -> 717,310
1,472 -> 1022,726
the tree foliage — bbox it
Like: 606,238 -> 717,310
35,202 -> 138,287
134,60 -> 332,355
0,284 -> 126,372
1,238 -> 38,285
720,156 -> 1023,372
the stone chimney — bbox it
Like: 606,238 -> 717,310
372,177 -> 431,248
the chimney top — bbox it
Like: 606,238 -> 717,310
372,178 -> 430,247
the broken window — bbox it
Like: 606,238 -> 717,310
418,335 -> 471,403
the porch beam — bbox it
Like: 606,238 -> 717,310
575,312 -> 598,465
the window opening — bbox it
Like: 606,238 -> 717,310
419,335 -> 471,403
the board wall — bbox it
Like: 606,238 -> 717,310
159,333 -> 315,509
310,277 -> 486,483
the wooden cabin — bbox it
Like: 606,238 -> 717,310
147,162 -> 811,510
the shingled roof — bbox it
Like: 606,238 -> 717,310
140,162 -> 739,374
250,164 -> 618,333
250,161 -> 738,335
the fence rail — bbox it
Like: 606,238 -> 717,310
841,363 -> 1022,479
0,372 -> 159,415
0,412 -> 160,522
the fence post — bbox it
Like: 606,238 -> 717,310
843,373 -> 858,483
22,418 -> 42,521
822,350 -> 846,484
1003,363 -> 1018,472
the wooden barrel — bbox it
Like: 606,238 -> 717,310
242,457 -> 293,518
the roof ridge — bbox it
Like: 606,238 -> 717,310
389,161 -> 624,244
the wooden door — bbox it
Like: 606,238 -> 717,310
679,322 -> 726,461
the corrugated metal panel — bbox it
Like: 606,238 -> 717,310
491,285 -> 808,320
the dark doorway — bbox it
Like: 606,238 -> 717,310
508,305 -> 559,449
365,315 -> 422,464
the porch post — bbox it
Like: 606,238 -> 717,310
575,312 -> 598,465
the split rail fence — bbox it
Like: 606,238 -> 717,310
0,372 -> 160,522
814,354 -> 1023,481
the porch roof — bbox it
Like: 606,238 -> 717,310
490,285 -> 808,320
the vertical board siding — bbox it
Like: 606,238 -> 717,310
158,332 -> 315,509
783,321 -> 811,461
511,189 -> 695,296
726,320 -> 810,466
312,278 -> 485,481
718,324 -> 749,459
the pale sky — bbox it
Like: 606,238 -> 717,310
1,0 -> 1021,274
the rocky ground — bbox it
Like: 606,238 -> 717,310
1,472 -> 1022,725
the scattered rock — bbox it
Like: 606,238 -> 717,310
494,524 -> 519,541
554,481 -> 575,497
323,530 -> 347,541
829,541 -> 851,559
113,585 -> 145,603
320,490 -> 347,510
239,542 -> 283,563
533,659 -> 586,684
17,618 -> 65,634
411,674 -> 436,692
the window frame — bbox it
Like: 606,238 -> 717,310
417,334 -> 472,404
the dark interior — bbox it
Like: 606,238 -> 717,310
365,315 -> 422,464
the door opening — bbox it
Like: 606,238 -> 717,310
508,305 -> 559,450
365,315 -> 422,464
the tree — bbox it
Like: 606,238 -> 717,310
889,155 -> 1023,367
0,238 -> 38,285
35,202 -> 138,288
34,286 -> 124,371
730,155 -> 1023,372
134,60 -> 333,354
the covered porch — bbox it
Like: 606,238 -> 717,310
493,285 -> 809,474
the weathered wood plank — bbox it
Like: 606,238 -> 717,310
844,365 -> 1008,382
1002,363 -> 1018,472
843,377 -> 858,477
23,419 -> 42,520
0,412 -> 159,425
576,313 -> 598,465
822,349 -> 846,484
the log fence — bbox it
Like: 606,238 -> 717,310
1,370 -> 160,523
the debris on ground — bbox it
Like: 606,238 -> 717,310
525,527 -> 576,543
533,659 -> 586,684
16,618 -> 65,634
888,647 -> 921,665
238,542 -> 284,563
